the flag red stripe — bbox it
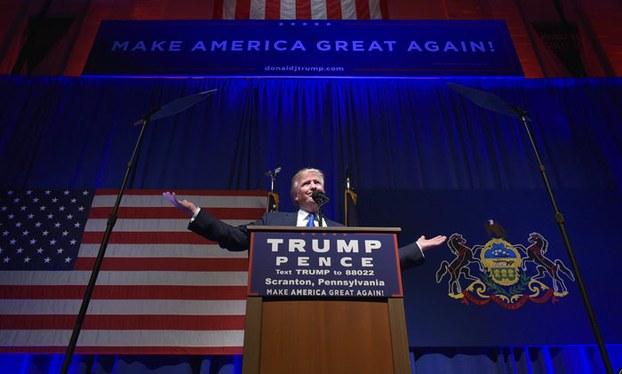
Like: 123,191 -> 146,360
0,346 -> 244,355
265,0 -> 281,19
88,207 -> 264,219
81,231 -> 216,244
235,0 -> 251,18
379,0 -> 387,19
0,285 -> 247,300
96,189 -> 265,196
213,0 -> 224,18
296,0 -> 311,19
0,315 -> 246,330
326,0 -> 342,18
73,257 -> 249,271
355,0 -> 370,18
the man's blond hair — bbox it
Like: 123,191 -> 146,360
290,168 -> 325,205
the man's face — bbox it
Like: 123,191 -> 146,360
293,171 -> 325,212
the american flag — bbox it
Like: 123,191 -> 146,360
214,0 -> 384,20
0,189 -> 265,354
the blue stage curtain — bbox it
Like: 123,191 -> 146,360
2,77 -> 621,203
0,75 -> 621,373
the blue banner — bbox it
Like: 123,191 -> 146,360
83,20 -> 523,77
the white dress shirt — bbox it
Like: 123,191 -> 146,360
296,209 -> 325,227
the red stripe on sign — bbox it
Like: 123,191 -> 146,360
88,207 -> 264,219
74,257 -> 249,271
0,285 -> 247,300
0,346 -> 244,355
81,231 -> 216,244
0,315 -> 246,331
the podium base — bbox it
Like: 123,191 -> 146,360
243,298 -> 411,374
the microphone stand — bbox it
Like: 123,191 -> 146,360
312,191 -> 329,227
317,206 -> 324,227
60,111 -> 155,374
60,89 -> 216,374
515,107 -> 613,374
448,82 -> 613,373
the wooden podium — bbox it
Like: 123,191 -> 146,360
242,226 -> 411,374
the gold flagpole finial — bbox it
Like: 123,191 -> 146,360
265,167 -> 281,212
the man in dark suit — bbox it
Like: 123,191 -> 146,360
163,167 -> 446,269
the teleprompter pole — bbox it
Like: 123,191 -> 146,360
60,89 -> 216,374
448,83 -> 613,374
60,113 -> 153,374
517,111 -> 613,374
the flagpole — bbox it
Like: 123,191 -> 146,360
265,167 -> 281,212
344,171 -> 358,227
345,176 -> 351,226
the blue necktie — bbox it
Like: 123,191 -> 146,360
306,213 -> 315,227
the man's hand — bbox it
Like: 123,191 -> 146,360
416,235 -> 447,252
162,191 -> 198,217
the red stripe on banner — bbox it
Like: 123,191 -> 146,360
74,257 -> 249,271
326,0 -> 342,19
265,0 -> 281,19
81,231 -> 216,244
88,207 -> 264,219
0,285 -> 247,300
0,346 -> 244,355
1,315 -> 246,331
355,0 -> 370,19
296,0 -> 311,19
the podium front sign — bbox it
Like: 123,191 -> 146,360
248,228 -> 403,298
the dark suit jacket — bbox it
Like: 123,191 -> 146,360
189,210 -> 424,269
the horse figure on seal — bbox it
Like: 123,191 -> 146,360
517,232 -> 575,293
436,233 -> 483,294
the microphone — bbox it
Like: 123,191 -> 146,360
311,190 -> 330,209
